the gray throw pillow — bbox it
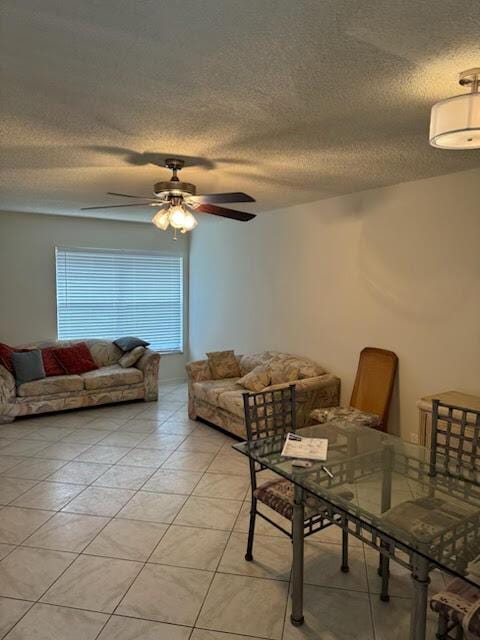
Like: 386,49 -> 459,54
114,336 -> 150,352
12,350 -> 46,385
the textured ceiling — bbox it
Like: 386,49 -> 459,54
1,0 -> 479,222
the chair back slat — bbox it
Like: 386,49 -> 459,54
243,384 -> 296,443
430,399 -> 480,483
350,347 -> 398,429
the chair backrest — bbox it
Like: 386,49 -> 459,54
430,399 -> 480,482
350,347 -> 398,429
242,384 -> 297,443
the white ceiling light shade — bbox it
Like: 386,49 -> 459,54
430,68 -> 480,149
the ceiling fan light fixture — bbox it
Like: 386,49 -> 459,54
169,204 -> 187,229
152,209 -> 170,230
182,210 -> 198,231
430,68 -> 480,149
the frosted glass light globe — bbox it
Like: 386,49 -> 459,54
182,211 -> 198,231
152,210 -> 170,230
169,205 -> 187,229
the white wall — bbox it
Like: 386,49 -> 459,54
189,168 -> 480,440
0,211 -> 189,382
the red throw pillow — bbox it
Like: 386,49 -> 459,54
41,349 -> 66,377
51,343 -> 98,375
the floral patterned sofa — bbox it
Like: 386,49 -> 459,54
186,351 -> 340,439
0,339 -> 160,424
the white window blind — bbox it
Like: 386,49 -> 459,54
56,247 -> 183,353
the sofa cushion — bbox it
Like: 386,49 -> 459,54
238,365 -> 272,392
52,343 -> 98,375
268,360 -> 300,385
239,352 -> 268,376
119,346 -> 145,368
217,389 -> 245,418
206,350 -> 241,379
17,374 -> 84,397
87,340 -> 123,367
268,352 -> 325,379
12,350 -> 45,385
193,379 -> 243,405
81,365 -> 143,390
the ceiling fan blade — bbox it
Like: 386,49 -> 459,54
195,203 -> 256,222
81,202 -> 155,210
107,191 -> 158,200
188,192 -> 255,204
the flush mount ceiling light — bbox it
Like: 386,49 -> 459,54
429,68 -> 480,149
81,158 -> 256,237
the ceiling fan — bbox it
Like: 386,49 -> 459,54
81,158 -> 256,235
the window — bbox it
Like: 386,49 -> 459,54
56,247 -> 183,353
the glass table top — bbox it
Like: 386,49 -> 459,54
234,422 -> 480,587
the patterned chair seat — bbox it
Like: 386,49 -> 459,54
431,578 -> 480,638
310,406 -> 381,428
380,496 -> 478,544
254,478 -> 354,520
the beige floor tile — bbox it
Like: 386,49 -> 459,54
309,524 -> 363,547
151,525 -> 229,570
0,597 -> 32,637
34,443 -> 91,461
283,584 -> 374,639
62,486 -> 135,517
87,417 -> 130,430
93,464 -> 154,489
2,458 -> 66,480
0,506 -> 54,543
118,447 -> 171,467
4,602 -> 108,640
370,594 -> 437,639
0,456 -> 27,473
24,512 -> 109,552
198,573 -> 288,639
117,491 -> 187,523
85,518 -> 167,561
26,427 -> 74,442
60,429 -> 110,445
0,543 -> 15,560
156,421 -> 197,435
12,481 -> 85,510
41,554 -> 142,613
0,546 -> 76,600
117,563 -> 212,626
0,477 -> 37,504
219,532 -> 292,580
0,425 -> 31,438
176,436 -> 225,454
191,632 -> 259,640
134,408 -> 177,421
193,473 -> 250,500
97,615 -> 191,640
117,420 -> 159,434
47,461 -> 111,484
138,433 -> 187,451
142,468 -> 202,494
76,445 -> 132,464
175,496 -> 242,530
1,440 -> 50,457
303,541 -> 368,592
163,451 -> 216,472
207,452 -> 249,476
95,431 -> 146,447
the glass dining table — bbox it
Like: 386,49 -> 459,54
233,421 -> 480,640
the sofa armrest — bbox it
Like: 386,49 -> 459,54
294,374 -> 341,428
186,359 -> 213,383
136,349 -> 161,401
0,364 -> 16,405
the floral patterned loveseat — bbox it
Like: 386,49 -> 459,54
186,351 -> 340,439
0,339 -> 160,424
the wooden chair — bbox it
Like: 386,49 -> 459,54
310,347 -> 398,432
243,384 -> 352,577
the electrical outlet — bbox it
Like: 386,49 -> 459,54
410,432 -> 419,444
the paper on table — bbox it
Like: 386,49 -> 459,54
281,432 -> 328,461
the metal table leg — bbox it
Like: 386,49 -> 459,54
291,483 -> 305,626
409,554 -> 430,640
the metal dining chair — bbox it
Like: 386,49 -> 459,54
379,399 -> 480,618
242,384 -> 352,574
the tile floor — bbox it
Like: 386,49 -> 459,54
0,382 -> 446,639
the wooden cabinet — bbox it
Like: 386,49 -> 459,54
417,390 -> 480,447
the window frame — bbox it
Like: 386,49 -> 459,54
55,245 -> 185,355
